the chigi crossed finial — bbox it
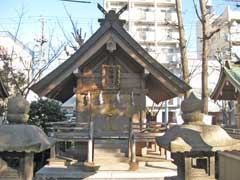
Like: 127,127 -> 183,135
97,3 -> 128,26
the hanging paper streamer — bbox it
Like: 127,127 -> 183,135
99,90 -> 104,105
88,91 -> 91,104
83,94 -> 88,106
131,91 -> 135,106
116,91 -> 120,103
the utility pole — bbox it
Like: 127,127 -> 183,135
175,0 -> 190,98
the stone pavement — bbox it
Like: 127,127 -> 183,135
35,161 -> 177,180
35,151 -> 177,180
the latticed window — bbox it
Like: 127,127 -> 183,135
102,65 -> 120,90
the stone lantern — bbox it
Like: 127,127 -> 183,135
0,94 -> 53,180
156,92 -> 240,180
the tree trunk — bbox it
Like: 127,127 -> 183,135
175,0 -> 190,98
199,0 -> 209,114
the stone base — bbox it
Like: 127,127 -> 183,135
136,142 -> 147,156
83,161 -> 100,172
47,158 -> 66,166
128,162 -> 139,171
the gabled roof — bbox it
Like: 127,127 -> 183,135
211,63 -> 240,100
31,14 -> 190,103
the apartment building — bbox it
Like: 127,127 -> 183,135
209,6 -> 240,62
104,0 -> 182,123
105,0 -> 179,66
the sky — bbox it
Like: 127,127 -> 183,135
0,0 -> 238,54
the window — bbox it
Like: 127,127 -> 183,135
139,31 -> 147,40
102,65 -> 120,90
168,49 -> 174,53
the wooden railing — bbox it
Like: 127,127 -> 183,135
47,120 -> 167,164
46,121 -> 166,140
46,121 -> 90,141
132,122 -> 167,133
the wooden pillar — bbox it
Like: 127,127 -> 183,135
129,115 -> 138,171
55,142 -> 60,157
76,77 -> 89,123
140,76 -> 146,131
76,92 -> 86,122
128,117 -> 132,159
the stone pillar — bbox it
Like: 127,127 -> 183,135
171,153 -> 186,180
24,153 -> 34,180
20,153 -> 34,180
237,97 -> 240,128
184,156 -> 191,180
209,155 -> 215,177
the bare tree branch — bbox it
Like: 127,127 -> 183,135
63,4 -> 86,49
206,28 -> 220,40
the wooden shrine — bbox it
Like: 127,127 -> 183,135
31,4 -> 190,169
211,60 -> 240,128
